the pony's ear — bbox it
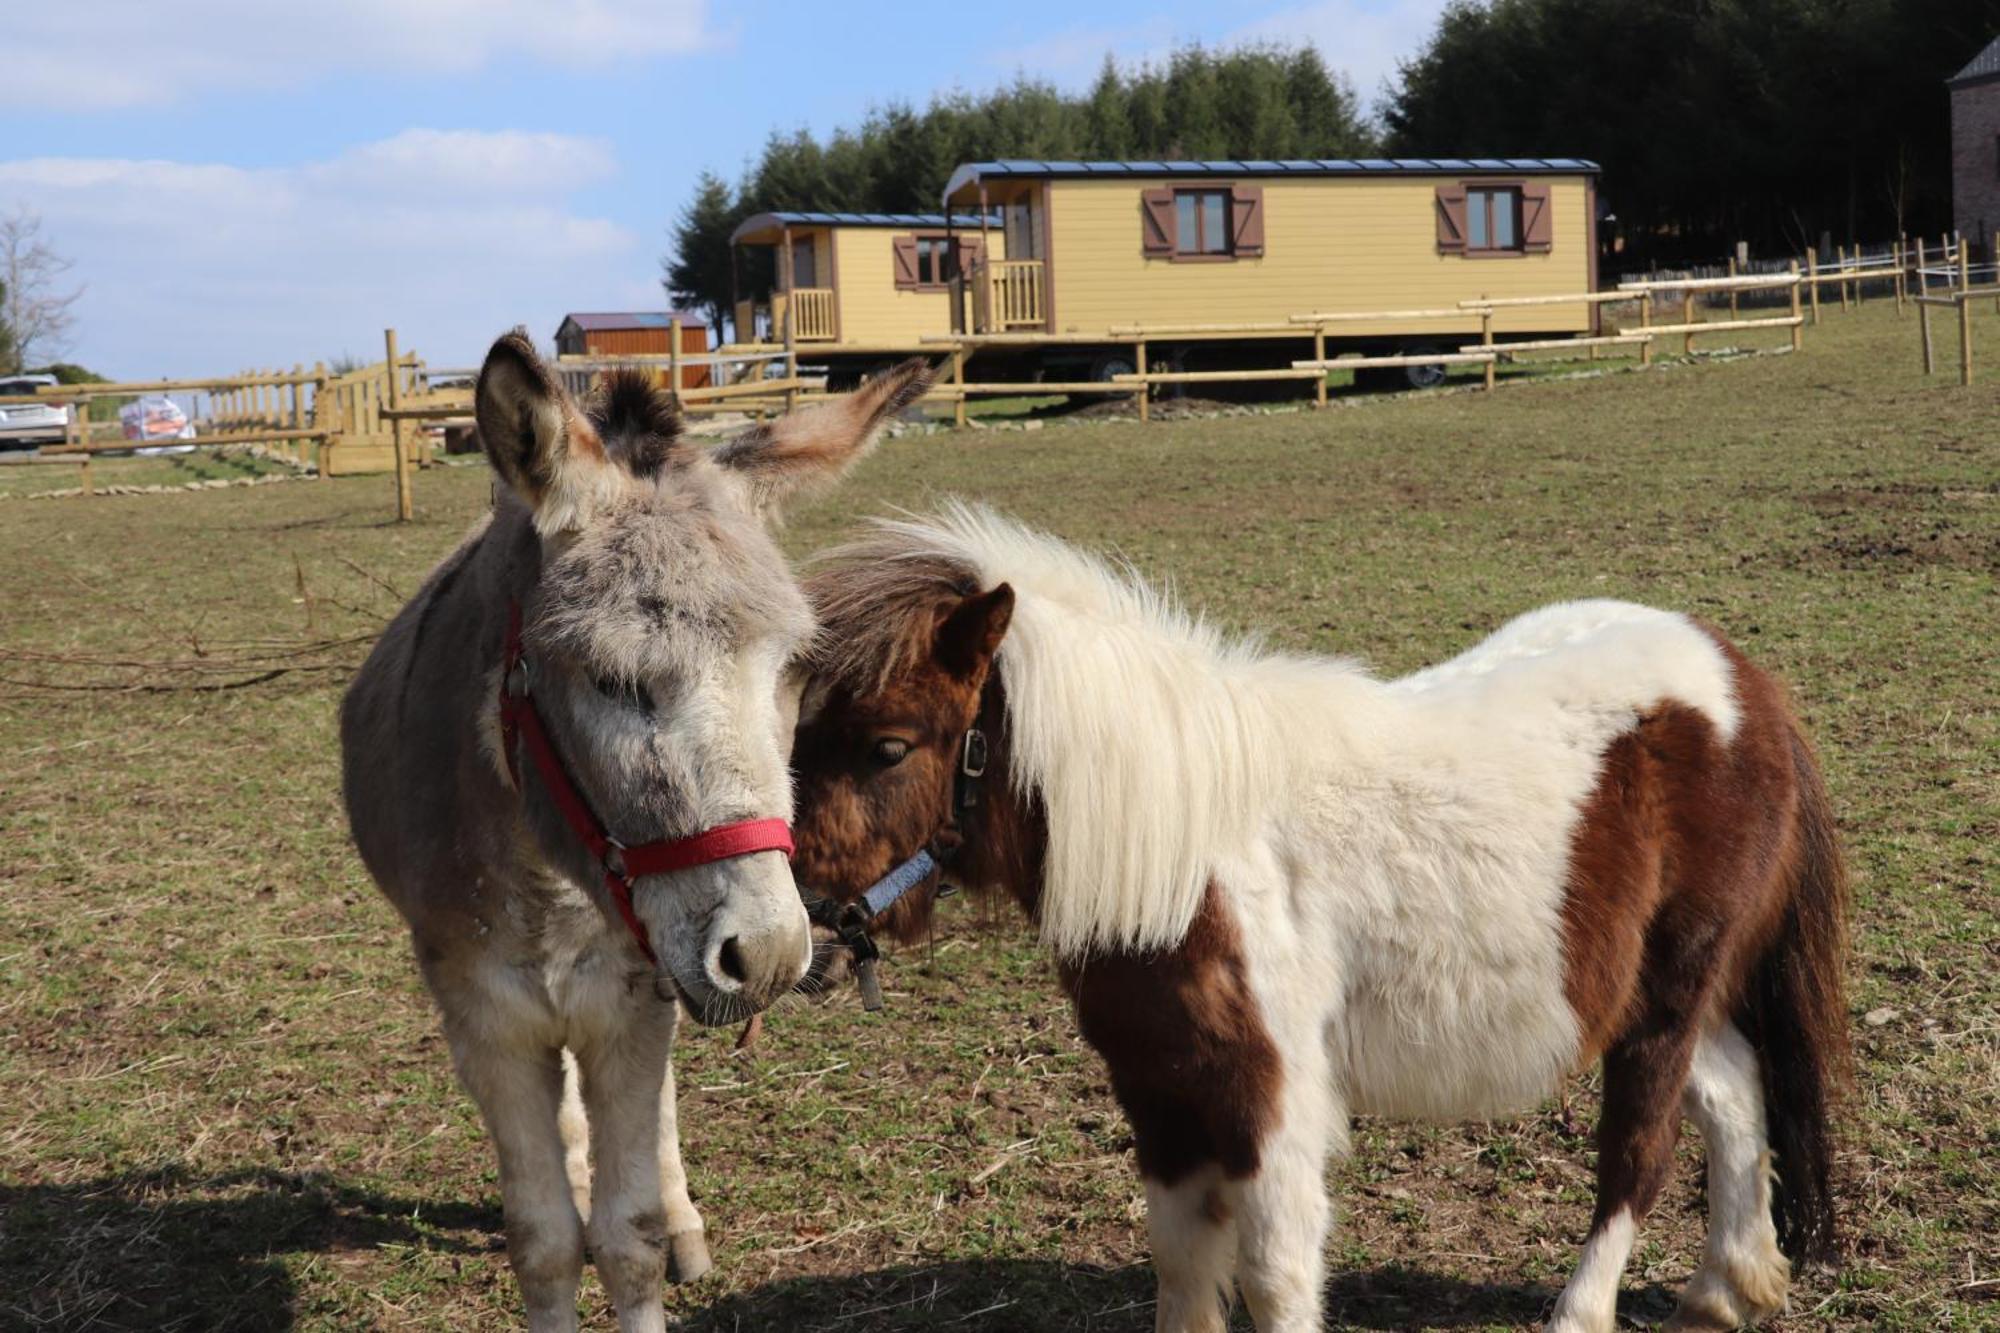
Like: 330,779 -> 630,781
709,358 -> 935,518
935,584 -> 1014,680
474,330 -> 619,534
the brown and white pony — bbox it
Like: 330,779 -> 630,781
341,336 -> 928,1333
787,504 -> 1849,1333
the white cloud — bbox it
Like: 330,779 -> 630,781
5,0 -> 716,110
0,130 -> 657,378
986,18 -> 1185,86
1231,0 -> 1453,111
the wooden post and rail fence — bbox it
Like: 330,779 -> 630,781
0,333 -> 477,516
5,236 -> 1969,510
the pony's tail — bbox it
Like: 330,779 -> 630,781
1743,723 -> 1852,1267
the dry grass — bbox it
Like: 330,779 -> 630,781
0,300 -> 1993,1330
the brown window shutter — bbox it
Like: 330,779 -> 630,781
1521,183 -> 1553,252
1230,184 -> 1265,256
892,235 -> 920,289
1140,188 -> 1175,256
1435,185 -> 1468,253
957,234 -> 984,275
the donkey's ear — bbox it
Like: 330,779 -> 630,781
710,358 -> 935,518
935,583 -> 1014,680
474,330 -> 619,534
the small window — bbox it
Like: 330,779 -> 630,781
1466,188 -> 1523,253
1174,189 -> 1232,255
915,237 -> 956,286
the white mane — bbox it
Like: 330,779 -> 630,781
865,503 -> 1369,960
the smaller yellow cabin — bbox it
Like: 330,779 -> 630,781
728,211 -> 1005,357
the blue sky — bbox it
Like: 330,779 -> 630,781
3,0 -> 1449,378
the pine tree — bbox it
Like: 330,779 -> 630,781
1084,57 -> 1131,158
662,172 -> 739,334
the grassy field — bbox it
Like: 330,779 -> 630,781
1,301 -> 1993,1331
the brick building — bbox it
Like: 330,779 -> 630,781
1950,36 -> 2000,260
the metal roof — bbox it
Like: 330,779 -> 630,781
943,157 -> 1599,200
729,210 -> 1001,244
1949,35 -> 2000,88
559,311 -> 708,332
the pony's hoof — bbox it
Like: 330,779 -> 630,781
667,1229 -> 712,1283
1666,1248 -> 1790,1330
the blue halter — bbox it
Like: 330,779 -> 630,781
861,846 -> 938,918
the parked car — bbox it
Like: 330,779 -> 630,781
0,374 -> 76,449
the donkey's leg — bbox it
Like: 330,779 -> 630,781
1668,1023 -> 1790,1331
1548,1024 -> 1703,1333
1145,1164 -> 1237,1333
574,1004 -> 677,1333
654,1001 -> 711,1282
558,1049 -> 592,1218
450,1035 -> 585,1333
1233,1054 -> 1339,1333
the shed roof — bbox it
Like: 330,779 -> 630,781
730,210 -> 1001,245
558,311 -> 708,333
1949,35 -> 2000,88
942,157 -> 1599,200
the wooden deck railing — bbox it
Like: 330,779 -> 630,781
788,287 -> 837,341
983,260 -> 1045,331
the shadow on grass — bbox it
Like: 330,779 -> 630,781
0,1164 -> 498,1331
673,1257 -> 1594,1332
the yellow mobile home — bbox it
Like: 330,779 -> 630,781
939,157 -> 1600,383
728,210 -> 1003,381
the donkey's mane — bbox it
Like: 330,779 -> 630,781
589,369 -> 681,479
808,502 -> 1367,959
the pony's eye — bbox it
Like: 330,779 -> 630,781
593,675 -> 654,713
872,738 -> 911,767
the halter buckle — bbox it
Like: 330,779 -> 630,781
960,728 -> 988,779
603,839 -> 629,881
505,657 -> 534,699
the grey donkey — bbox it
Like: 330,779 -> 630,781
341,332 -> 931,1332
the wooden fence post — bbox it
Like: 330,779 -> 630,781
1135,339 -> 1149,422
1639,290 -> 1653,366
1919,298 -> 1935,377
951,344 -> 967,430
66,406 -> 89,495
1959,245 -> 1974,387
1894,236 -> 1906,310
783,313 -> 799,413
288,364 -> 304,463
1788,262 -> 1802,352
1313,324 -> 1328,408
312,362 -> 331,477
386,329 -> 413,520
1807,251 -> 1820,325
1682,288 -> 1695,357
1480,301 -> 1495,390
668,318 -> 682,404
1728,257 -> 1739,320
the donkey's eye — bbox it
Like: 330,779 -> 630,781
592,675 -> 654,713
871,738 -> 911,767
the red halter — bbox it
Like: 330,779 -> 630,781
498,601 -> 794,964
